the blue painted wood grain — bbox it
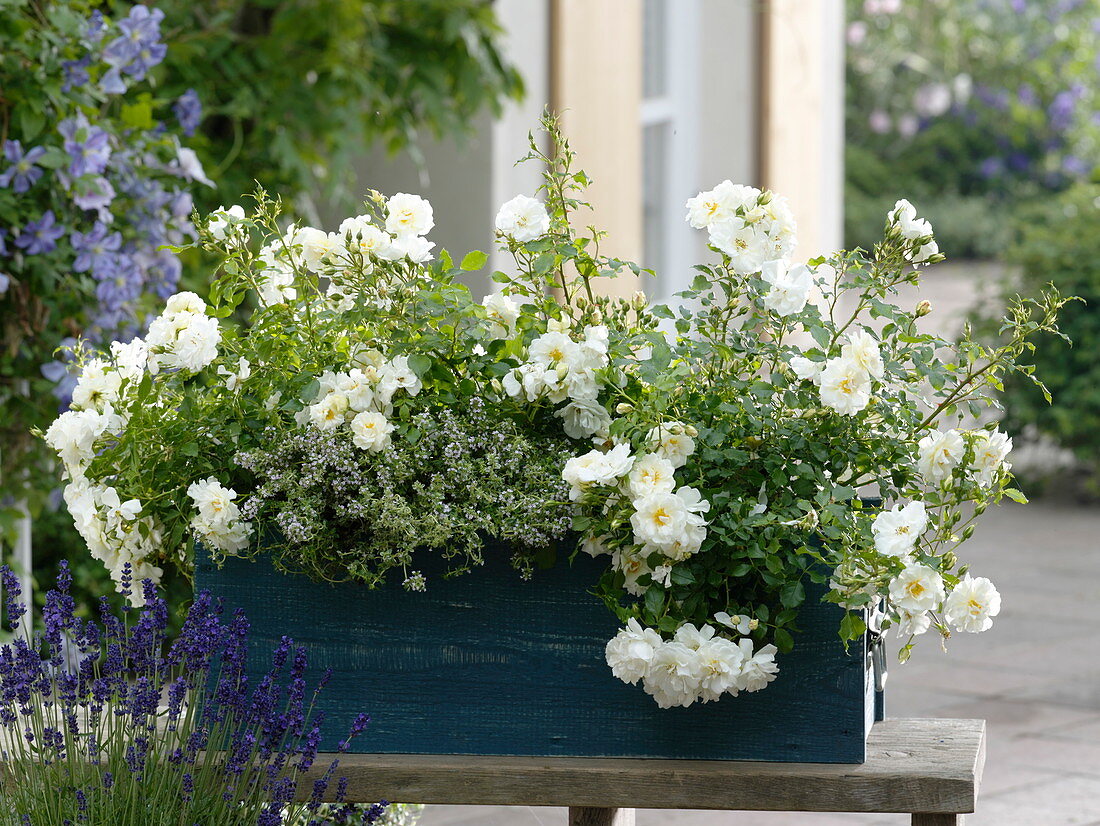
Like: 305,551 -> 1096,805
195,541 -> 875,763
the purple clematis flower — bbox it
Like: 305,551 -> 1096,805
0,140 -> 47,194
0,273 -> 9,296
0,228 -> 7,257
71,222 -> 123,273
103,6 -> 166,80
62,56 -> 93,92
100,66 -> 127,95
85,9 -> 106,43
72,176 -> 116,219
173,89 -> 202,137
65,126 -> 112,177
15,211 -> 66,255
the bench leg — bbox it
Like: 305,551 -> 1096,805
568,807 -> 636,826
912,814 -> 962,825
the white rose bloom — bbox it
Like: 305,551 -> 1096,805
349,410 -> 395,452
169,314 -> 222,372
736,641 -> 779,692
684,181 -> 758,229
257,259 -> 297,307
673,623 -> 716,650
695,636 -> 747,701
292,227 -> 339,272
556,398 -> 612,440
217,358 -> 252,392
615,548 -> 654,596
841,328 -> 885,379
529,331 -> 582,371
943,575 -> 1001,633
564,368 -> 600,402
605,619 -> 663,684
339,369 -> 375,412
71,359 -> 122,411
187,477 -> 252,554
630,491 -> 695,550
207,205 -> 245,241
675,486 -> 711,515
708,219 -> 771,275
44,409 -> 111,475
309,392 -> 350,431
760,259 -> 813,317
340,217 -> 393,256
385,192 -> 434,237
913,238 -> 939,264
626,453 -> 677,500
581,535 -> 612,557
380,356 -> 423,397
645,422 -> 696,469
109,338 -> 148,381
482,292 -> 520,338
164,291 -> 206,315
896,609 -> 932,637
495,194 -> 551,242
789,356 -> 824,384
394,233 -> 435,263
714,611 -> 756,635
872,500 -> 928,558
917,429 -> 965,485
662,520 -> 707,562
642,641 -> 704,708
970,429 -> 1013,485
818,357 -> 872,415
888,564 -> 946,613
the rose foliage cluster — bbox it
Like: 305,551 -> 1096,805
41,120 -> 1069,709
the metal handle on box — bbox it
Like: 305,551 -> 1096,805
867,600 -> 888,692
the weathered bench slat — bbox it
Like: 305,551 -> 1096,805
302,718 -> 985,814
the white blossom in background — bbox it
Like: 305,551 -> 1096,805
943,575 -> 1001,633
789,355 -> 824,384
917,428 -> 965,485
495,194 -> 551,243
685,182 -> 797,275
818,357 -> 872,415
207,204 -> 245,241
482,292 -> 520,338
841,328 -> 885,379
872,500 -> 928,557
888,563 -> 945,613
970,429 -> 1013,485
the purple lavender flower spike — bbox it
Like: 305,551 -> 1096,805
1,567 -> 25,632
15,211 -> 65,255
70,222 -> 122,273
0,140 -> 47,194
173,89 -> 203,136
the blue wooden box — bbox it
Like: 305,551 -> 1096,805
195,541 -> 880,763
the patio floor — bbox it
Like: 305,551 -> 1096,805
420,499 -> 1100,826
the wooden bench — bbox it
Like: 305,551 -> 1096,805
304,718 -> 985,824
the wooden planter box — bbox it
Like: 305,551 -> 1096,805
195,541 -> 880,763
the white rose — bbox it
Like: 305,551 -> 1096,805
615,548 -> 654,596
109,338 -> 148,381
872,500 -> 928,558
44,409 -> 111,474
917,429 -> 965,485
642,641 -> 704,709
630,491 -> 693,550
818,357 -> 872,415
385,192 -> 434,237
684,181 -> 758,229
708,219 -> 771,275
605,618 -> 663,684
207,205 -> 245,241
482,292 -> 520,337
556,398 -> 612,440
626,453 -> 677,500
888,564 -> 945,613
970,429 -> 1012,486
789,356 -> 824,384
169,314 -> 222,372
943,575 -> 1000,633
71,359 -> 122,411
349,410 -> 395,452
735,640 -> 779,692
841,328 -> 884,379
495,194 -> 551,242
695,636 -> 747,701
309,392 -> 350,431
896,609 -> 932,637
645,422 -> 695,469
528,331 -> 582,371
760,259 -> 812,317
394,233 -> 435,263
380,356 -> 423,397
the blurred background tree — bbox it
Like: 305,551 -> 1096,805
845,0 -> 1099,259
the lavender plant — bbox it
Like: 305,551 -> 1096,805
0,0 -> 204,540
0,563 -> 385,825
